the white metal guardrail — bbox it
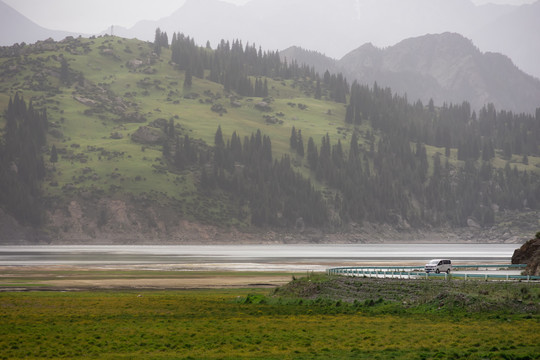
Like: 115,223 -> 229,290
326,264 -> 540,281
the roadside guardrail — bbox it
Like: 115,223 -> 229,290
326,264 -> 540,281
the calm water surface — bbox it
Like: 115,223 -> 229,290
0,244 -> 518,271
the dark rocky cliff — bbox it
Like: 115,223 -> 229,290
511,233 -> 540,276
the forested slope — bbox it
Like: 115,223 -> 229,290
0,33 -> 539,243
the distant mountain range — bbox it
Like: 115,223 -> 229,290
0,1 -> 80,45
1,0 -> 539,113
282,33 -> 540,113
107,0 -> 540,81
473,1 -> 540,86
1,0 -> 538,80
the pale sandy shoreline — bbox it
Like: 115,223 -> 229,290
0,260 -> 430,291
0,259 -> 504,291
0,264 -> 298,291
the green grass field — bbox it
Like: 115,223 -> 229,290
0,273 -> 539,359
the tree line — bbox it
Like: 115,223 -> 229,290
156,29 -> 349,102
346,81 -> 540,159
162,123 -> 327,227
299,127 -> 540,228
0,93 -> 47,226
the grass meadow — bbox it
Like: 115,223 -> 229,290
0,276 -> 539,359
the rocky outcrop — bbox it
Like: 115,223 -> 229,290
46,198 -> 247,244
512,233 -> 540,276
131,126 -> 166,145
255,102 -> 272,112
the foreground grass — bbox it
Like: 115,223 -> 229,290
0,277 -> 539,359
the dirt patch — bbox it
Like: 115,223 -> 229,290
0,265 -> 293,291
41,276 -> 289,290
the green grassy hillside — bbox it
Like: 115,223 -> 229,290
1,35 -> 539,241
0,36 -> 351,233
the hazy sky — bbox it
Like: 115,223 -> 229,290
2,0 -> 536,34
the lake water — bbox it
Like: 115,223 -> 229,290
0,244 -> 519,272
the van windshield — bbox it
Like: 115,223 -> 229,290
428,260 -> 439,265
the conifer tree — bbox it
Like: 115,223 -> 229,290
174,136 -> 185,169
315,79 -> 322,100
482,139 -> 495,161
307,137 -> 318,170
297,130 -> 304,157
60,57 -> 70,85
154,28 -> 163,55
323,70 -> 331,85
263,78 -> 269,97
184,67 -> 193,88
345,105 -> 353,124
290,127 -> 297,150
214,125 -> 224,147
348,132 -> 359,164
50,145 -> 58,163
162,141 -> 171,159
164,119 -> 173,138
0,93 -> 46,226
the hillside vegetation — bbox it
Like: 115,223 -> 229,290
273,274 -> 540,315
0,34 -> 539,243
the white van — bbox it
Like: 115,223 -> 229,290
424,259 -> 452,274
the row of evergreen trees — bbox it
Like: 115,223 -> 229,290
162,28 -> 539,166
162,124 -> 327,227
161,118 -> 211,170
153,28 -> 169,55
163,118 -> 539,228
158,30 -> 349,101
0,93 -> 48,226
346,81 -> 540,160
339,81 -> 539,226
205,126 -> 327,227
300,128 -> 540,228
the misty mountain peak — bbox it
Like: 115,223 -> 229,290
395,32 -> 477,51
339,32 -> 540,113
0,1 -> 78,45
1,0 -> 538,80
181,0 -> 235,11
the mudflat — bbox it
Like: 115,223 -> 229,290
0,265 -> 296,291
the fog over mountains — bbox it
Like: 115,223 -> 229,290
108,0 -> 540,81
0,1 -> 79,45
283,33 -> 540,113
0,0 -> 539,112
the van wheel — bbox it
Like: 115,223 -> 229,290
446,269 -> 451,274
435,269 -> 440,274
